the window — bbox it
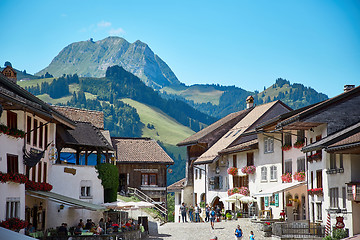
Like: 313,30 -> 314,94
233,175 -> 249,188
316,170 -> 322,188
7,111 -> 17,129
225,131 -> 233,138
199,169 -> 202,179
316,203 -> 322,220
233,155 -> 237,168
195,169 -> 198,179
285,160 -> 292,174
33,119 -> 38,147
261,167 -> 267,181
247,152 -> 254,166
330,154 -> 336,169
81,186 -> 91,197
43,162 -> 47,183
297,157 -> 305,172
264,137 -> 274,153
270,166 -> 277,181
39,123 -> 43,148
330,187 -> 339,208
141,174 -> 157,185
26,116 -> 31,144
6,199 -> 20,219
284,132 -> 292,146
339,154 -> 343,169
316,135 -> 322,142
7,154 -> 18,174
37,162 -> 42,183
213,176 -> 222,189
32,166 -> 36,181
342,187 -> 346,209
297,130 -> 305,142
80,180 -> 92,198
44,125 -> 48,147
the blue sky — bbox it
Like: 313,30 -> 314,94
1,0 -> 359,97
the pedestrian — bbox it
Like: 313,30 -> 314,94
188,205 -> 194,222
234,225 -> 242,239
180,202 -> 188,223
205,204 -> 210,222
249,231 -> 255,240
210,207 -> 216,229
195,204 -> 201,222
216,205 -> 221,222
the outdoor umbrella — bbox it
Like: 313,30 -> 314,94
220,196 -> 237,203
102,201 -> 135,210
228,194 -> 245,211
240,196 -> 256,203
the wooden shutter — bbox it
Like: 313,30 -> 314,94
275,194 -> 279,207
265,197 -> 269,207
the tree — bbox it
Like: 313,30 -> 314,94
4,61 -> 12,67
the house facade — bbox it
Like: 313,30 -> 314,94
112,137 -> 174,204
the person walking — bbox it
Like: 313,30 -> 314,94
234,225 -> 243,239
195,204 -> 201,222
180,202 -> 188,223
205,204 -> 210,222
249,231 -> 255,240
188,205 -> 194,222
210,207 -> 216,229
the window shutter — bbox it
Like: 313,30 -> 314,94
265,197 -> 269,207
219,176 -> 223,189
275,194 -> 279,207
270,138 -> 274,152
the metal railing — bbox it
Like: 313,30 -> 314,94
274,224 -> 325,238
127,187 -> 167,222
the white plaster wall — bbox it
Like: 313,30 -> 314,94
193,165 -> 206,205
174,192 -> 181,223
206,158 -> 229,209
46,164 -> 104,228
0,110 -> 26,221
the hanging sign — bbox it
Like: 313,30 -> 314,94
335,216 -> 345,229
48,144 -> 57,162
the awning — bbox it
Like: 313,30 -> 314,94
26,190 -> 106,211
253,181 -> 306,197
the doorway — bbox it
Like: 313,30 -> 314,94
119,174 -> 127,193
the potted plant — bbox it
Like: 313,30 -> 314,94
294,140 -> 305,149
263,222 -> 272,232
281,173 -> 292,183
241,165 -> 256,175
226,212 -> 232,220
282,144 -> 292,151
237,212 -> 242,218
227,167 -> 238,176
293,171 -> 306,182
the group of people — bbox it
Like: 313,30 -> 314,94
56,217 -> 138,236
179,202 -> 202,222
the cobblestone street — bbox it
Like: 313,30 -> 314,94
147,219 -> 276,240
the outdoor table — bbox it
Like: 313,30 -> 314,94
81,231 -> 94,235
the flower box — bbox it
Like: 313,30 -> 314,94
281,173 -> 292,183
241,165 -> 256,175
227,167 -> 238,176
0,124 -> 26,139
293,171 -> 306,182
227,186 -> 249,196
294,140 -> 305,149
0,172 -> 28,184
0,218 -> 28,230
25,181 -> 53,192
307,188 -> 323,195
282,144 -> 292,151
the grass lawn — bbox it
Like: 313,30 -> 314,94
121,98 -> 194,146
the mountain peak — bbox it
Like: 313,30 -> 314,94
36,37 -> 180,88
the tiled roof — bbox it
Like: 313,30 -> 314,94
57,122 -> 113,151
167,178 -> 186,191
53,106 -> 104,129
177,109 -> 250,146
302,121 -> 360,152
194,101 -> 278,165
111,138 -> 174,164
277,86 -> 360,129
0,73 -> 75,128
219,139 -> 258,155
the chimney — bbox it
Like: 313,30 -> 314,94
344,85 -> 355,92
246,96 -> 254,109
